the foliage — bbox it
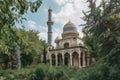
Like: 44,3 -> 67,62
0,0 -> 42,30
82,0 -> 120,59
81,0 -> 120,80
17,28 -> 44,67
0,0 -> 120,80
0,62 -> 119,80
0,0 -> 44,68
0,27 -> 47,68
82,29 -> 100,57
41,40 -> 48,63
1,64 -> 79,80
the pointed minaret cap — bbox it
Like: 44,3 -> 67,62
48,8 -> 52,11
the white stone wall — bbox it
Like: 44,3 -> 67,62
55,37 -> 83,49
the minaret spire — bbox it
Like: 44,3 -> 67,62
47,8 -> 54,46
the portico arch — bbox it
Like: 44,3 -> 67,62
64,53 -> 70,66
80,52 -> 83,66
51,54 -> 56,65
72,52 -> 79,66
57,53 -> 63,65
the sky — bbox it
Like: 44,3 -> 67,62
17,0 -> 101,46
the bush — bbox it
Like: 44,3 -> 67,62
1,62 -> 120,80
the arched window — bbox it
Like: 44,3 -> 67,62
79,43 -> 82,46
64,43 -> 69,48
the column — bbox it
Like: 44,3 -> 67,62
70,54 -> 72,66
62,53 -> 64,65
55,54 -> 58,66
79,53 -> 81,68
82,52 -> 86,67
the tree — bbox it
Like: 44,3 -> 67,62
0,0 -> 42,68
0,27 -> 48,68
82,0 -> 120,61
82,27 -> 100,58
0,0 -> 42,30
0,0 -> 42,54
41,40 -> 48,63
16,28 -> 46,67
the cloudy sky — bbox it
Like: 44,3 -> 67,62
17,0 -> 101,46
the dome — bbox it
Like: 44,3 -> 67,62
55,36 -> 60,43
55,36 -> 60,40
63,21 -> 77,32
62,21 -> 79,38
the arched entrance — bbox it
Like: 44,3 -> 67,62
57,53 -> 63,65
51,54 -> 56,65
72,52 -> 79,66
80,52 -> 83,66
64,53 -> 70,66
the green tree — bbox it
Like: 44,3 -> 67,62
81,0 -> 120,79
0,27 -> 48,68
16,28 -> 46,67
82,27 -> 100,58
0,0 -> 42,68
0,0 -> 42,30
41,40 -> 48,64
82,0 -> 120,61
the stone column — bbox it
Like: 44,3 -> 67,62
82,52 -> 86,67
62,53 -> 64,65
79,53 -> 81,68
55,54 -> 58,66
70,54 -> 72,66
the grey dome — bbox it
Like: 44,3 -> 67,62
62,21 -> 79,38
63,21 -> 77,32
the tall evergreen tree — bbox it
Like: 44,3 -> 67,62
82,0 -> 120,63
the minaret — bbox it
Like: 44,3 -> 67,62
47,8 -> 54,46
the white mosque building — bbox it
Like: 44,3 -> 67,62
46,8 -> 94,67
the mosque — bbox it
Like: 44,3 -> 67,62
46,8 -> 92,67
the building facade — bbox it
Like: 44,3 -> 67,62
47,9 -> 90,67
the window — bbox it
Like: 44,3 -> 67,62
79,43 -> 82,46
73,37 -> 76,40
64,43 -> 69,48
